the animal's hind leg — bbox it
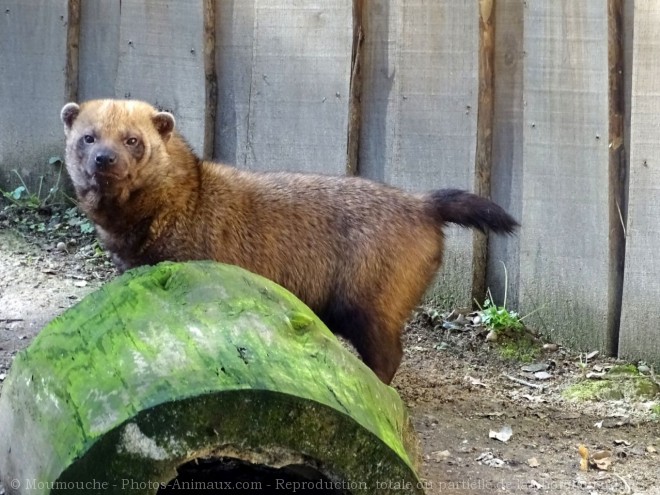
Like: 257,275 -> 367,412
321,301 -> 403,384
353,322 -> 403,384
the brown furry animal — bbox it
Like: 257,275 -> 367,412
61,99 -> 518,384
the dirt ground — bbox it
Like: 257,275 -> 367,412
0,207 -> 658,495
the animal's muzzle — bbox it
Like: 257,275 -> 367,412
94,149 -> 118,169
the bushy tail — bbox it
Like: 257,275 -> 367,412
425,189 -> 519,234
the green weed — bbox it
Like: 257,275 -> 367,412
478,263 -> 543,362
477,262 -> 526,335
0,158 -> 65,208
480,297 -> 524,334
652,403 -> 660,420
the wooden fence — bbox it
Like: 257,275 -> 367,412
0,0 -> 658,366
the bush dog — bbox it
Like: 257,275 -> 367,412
61,99 -> 518,383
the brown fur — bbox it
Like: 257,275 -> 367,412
61,99 -> 518,384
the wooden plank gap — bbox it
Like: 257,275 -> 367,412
472,0 -> 496,305
607,0 -> 627,357
203,0 -> 218,159
65,0 -> 81,102
346,0 -> 365,176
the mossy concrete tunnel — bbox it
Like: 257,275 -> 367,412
0,261 -> 424,494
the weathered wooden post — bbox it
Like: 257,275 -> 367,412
0,262 -> 423,494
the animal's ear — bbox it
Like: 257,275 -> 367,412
152,112 -> 175,142
61,102 -> 80,131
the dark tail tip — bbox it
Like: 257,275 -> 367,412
426,189 -> 519,234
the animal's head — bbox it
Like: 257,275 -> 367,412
60,99 -> 176,195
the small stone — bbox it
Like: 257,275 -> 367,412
430,450 -> 451,462
647,445 -> 657,454
534,371 -> 553,380
529,479 -> 543,489
522,363 -> 550,373
56,242 -> 67,252
489,425 -> 513,443
485,330 -> 498,342
542,343 -> 558,352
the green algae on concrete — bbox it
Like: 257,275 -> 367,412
0,261 -> 423,494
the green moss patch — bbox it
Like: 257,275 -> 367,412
496,334 -> 542,363
0,261 -> 422,494
562,366 -> 660,402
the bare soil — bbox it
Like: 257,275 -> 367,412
0,205 -> 658,495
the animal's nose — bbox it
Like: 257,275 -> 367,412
94,151 -> 117,168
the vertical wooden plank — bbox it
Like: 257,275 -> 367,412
472,0 -> 496,303
245,1 -> 353,173
202,0 -> 217,159
487,0 -> 524,309
0,0 -> 71,189
213,0 -> 256,165
619,1 -> 660,366
64,0 -> 81,103
520,3 -> 611,350
115,0 -> 207,154
346,0 -> 365,177
78,1 -> 121,100
360,1 -> 480,307
607,0 -> 626,356
215,0 -> 353,173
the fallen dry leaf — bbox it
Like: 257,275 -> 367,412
479,411 -> 505,418
430,450 -> 451,462
465,375 -> 488,388
590,450 -> 613,471
578,444 -> 589,472
476,452 -> 506,468
528,479 -> 543,489
489,425 -> 513,443
602,417 -> 631,428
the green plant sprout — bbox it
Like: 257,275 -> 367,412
477,262 -> 544,335
476,262 -> 523,334
0,159 -> 64,208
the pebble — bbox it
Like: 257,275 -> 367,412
56,241 -> 67,252
534,371 -> 553,380
522,363 -> 550,373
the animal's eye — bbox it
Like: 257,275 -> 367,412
125,137 -> 138,146
83,135 -> 95,144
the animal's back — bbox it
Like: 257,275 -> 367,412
194,165 -> 445,314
